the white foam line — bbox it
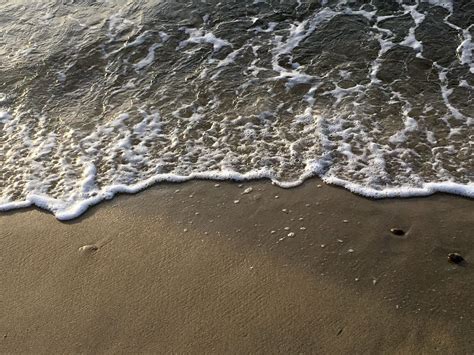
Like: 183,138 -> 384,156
324,176 -> 474,199
1,165 -> 472,220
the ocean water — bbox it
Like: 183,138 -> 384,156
0,0 -> 472,219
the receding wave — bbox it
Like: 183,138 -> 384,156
0,0 -> 473,219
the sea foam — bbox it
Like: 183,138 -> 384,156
0,0 -> 472,219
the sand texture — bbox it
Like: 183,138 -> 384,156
1,180 -> 473,353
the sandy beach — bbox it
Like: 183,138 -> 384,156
1,179 -> 473,353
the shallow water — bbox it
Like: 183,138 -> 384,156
0,0 -> 473,219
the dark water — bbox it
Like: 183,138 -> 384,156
0,0 -> 473,219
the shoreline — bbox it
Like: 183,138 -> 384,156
1,176 -> 473,221
1,179 -> 473,353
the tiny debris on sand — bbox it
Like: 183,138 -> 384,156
233,200 -> 240,204
287,232 -> 295,238
214,183 -> 220,188
79,245 -> 98,253
282,208 -> 288,213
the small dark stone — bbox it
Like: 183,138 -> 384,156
448,253 -> 464,264
390,228 -> 405,236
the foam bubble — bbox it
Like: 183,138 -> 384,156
0,111 -> 10,123
179,28 -> 232,52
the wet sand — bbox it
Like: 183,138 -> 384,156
1,179 -> 473,353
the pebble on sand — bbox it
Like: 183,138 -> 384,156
79,245 -> 98,253
242,187 -> 253,194
390,228 -> 405,236
287,232 -> 295,238
233,200 -> 240,204
448,253 -> 464,264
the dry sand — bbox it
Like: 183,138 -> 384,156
1,179 -> 473,353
